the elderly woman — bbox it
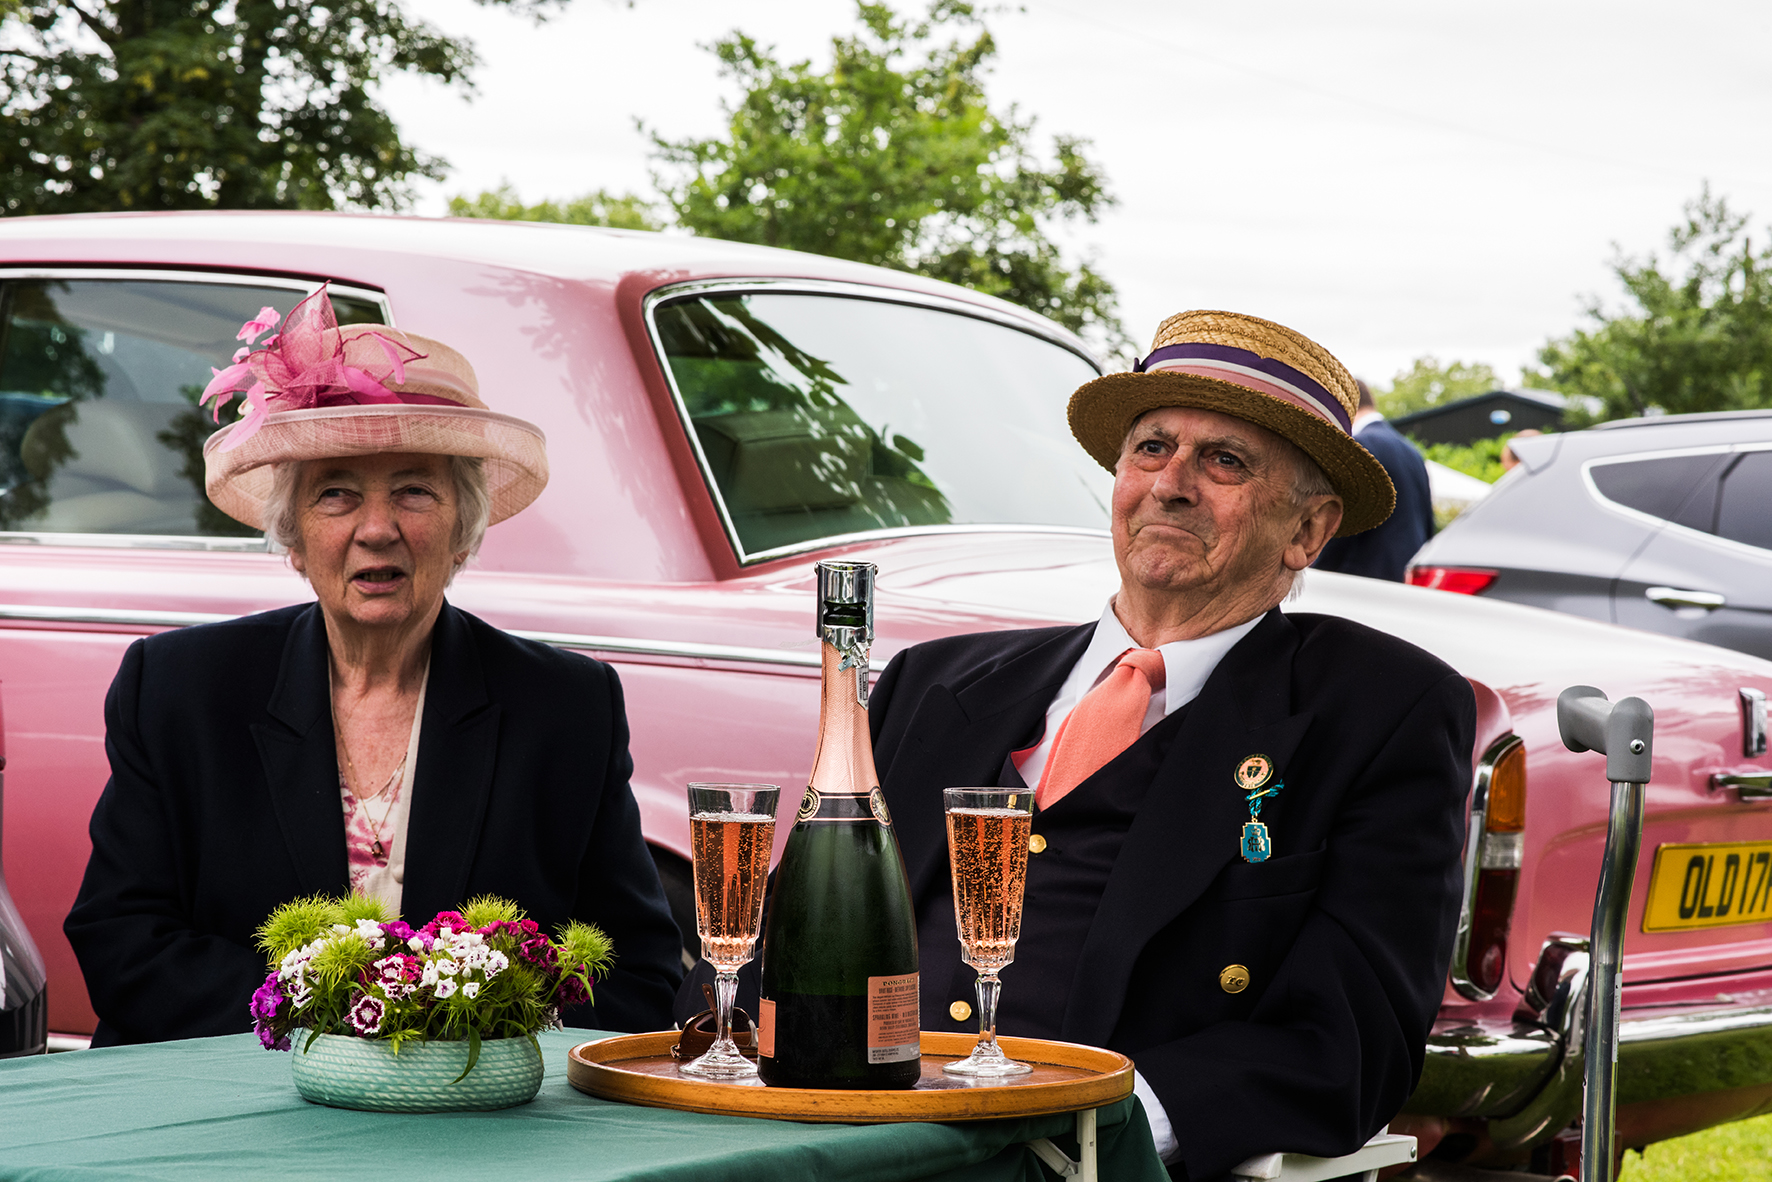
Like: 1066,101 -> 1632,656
64,290 -> 682,1045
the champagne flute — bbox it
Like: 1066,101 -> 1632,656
682,782 -> 779,1079
942,787 -> 1034,1077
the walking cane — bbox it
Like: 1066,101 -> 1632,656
1557,686 -> 1654,1182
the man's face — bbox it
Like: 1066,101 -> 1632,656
1110,406 -> 1336,600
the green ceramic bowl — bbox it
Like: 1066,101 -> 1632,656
291,1032 -> 544,1112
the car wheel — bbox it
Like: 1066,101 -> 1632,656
648,846 -> 698,974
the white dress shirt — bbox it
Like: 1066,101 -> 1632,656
1011,598 -> 1263,1163
1014,599 -> 1263,787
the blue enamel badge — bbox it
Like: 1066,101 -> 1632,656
1236,755 -> 1284,864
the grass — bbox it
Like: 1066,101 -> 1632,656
1618,1113 -> 1772,1181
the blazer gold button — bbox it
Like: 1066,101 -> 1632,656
950,1000 -> 973,1021
1219,964 -> 1250,994
1028,834 -> 1047,854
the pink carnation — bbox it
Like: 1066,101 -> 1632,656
348,993 -> 386,1036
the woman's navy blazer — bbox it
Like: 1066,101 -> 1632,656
65,601 -> 684,1046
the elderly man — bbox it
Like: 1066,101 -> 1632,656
869,311 -> 1476,1179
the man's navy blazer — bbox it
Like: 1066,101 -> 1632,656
65,601 -> 684,1046
869,609 -> 1475,1181
1315,419 -> 1435,582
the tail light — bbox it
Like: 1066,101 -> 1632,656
1451,736 -> 1527,999
1408,566 -> 1499,595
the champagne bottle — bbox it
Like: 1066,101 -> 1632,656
757,561 -> 921,1089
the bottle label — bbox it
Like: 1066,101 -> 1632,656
799,787 -> 889,823
867,973 -> 921,1063
757,998 -> 775,1059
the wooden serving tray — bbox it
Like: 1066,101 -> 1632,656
566,1031 -> 1133,1123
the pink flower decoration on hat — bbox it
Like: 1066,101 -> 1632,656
200,283 -> 427,452
236,306 -> 280,344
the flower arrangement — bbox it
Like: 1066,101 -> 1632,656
251,894 -> 612,1080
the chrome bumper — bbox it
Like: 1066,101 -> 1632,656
1406,987 -> 1772,1150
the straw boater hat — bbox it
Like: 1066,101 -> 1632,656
200,286 -> 548,531
1068,310 -> 1394,536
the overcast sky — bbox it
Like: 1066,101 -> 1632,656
379,0 -> 1772,387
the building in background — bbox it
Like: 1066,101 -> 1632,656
1393,389 -> 1592,446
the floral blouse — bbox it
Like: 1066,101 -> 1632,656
336,663 -> 428,912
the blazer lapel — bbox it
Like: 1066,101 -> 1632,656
1064,609 -> 1315,1046
884,624 -> 1094,898
251,604 -> 350,895
400,603 -> 501,922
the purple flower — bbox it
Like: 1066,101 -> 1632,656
370,953 -> 423,1000
348,993 -> 386,1036
380,920 -> 415,942
556,971 -> 591,1010
250,973 -> 292,1052
518,936 -> 557,971
250,973 -> 284,1024
418,911 -> 467,941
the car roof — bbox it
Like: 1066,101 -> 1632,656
0,210 -> 1095,360
1505,409 -> 1772,473
1592,408 -> 1772,430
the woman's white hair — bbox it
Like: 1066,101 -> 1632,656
264,455 -> 492,582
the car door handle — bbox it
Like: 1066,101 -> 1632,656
1712,771 -> 1772,798
1646,586 -> 1727,610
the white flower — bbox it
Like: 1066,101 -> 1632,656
331,923 -> 350,934
420,963 -> 440,987
484,950 -> 509,978
437,959 -> 459,978
462,982 -> 480,999
435,978 -> 458,999
408,936 -> 426,954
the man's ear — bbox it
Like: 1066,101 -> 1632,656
1284,496 -> 1343,572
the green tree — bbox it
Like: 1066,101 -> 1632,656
448,182 -> 661,231
1535,187 -> 1772,423
647,1 -> 1127,354
1377,356 -> 1502,418
1,0 -> 562,215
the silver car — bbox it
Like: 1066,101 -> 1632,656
1409,409 -> 1772,660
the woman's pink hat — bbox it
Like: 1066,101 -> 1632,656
200,286 -> 549,531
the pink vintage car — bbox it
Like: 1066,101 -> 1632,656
0,212 -> 1769,1170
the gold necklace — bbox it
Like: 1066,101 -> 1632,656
335,717 -> 406,861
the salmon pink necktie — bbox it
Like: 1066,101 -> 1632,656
1035,648 -> 1167,809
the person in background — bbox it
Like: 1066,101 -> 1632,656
1312,379 -> 1434,581
66,288 -> 683,1044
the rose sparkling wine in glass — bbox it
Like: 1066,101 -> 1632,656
942,787 -> 1034,1077
682,782 -> 779,1079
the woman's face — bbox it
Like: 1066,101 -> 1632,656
288,453 -> 465,635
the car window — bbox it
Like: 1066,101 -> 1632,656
0,278 -> 383,539
1588,453 -> 1727,531
1716,451 -> 1772,550
653,292 -> 1109,557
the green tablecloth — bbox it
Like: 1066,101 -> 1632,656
0,1031 -> 1168,1182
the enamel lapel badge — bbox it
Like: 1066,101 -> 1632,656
1235,754 -> 1285,863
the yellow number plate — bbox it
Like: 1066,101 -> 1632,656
1644,842 -> 1772,933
